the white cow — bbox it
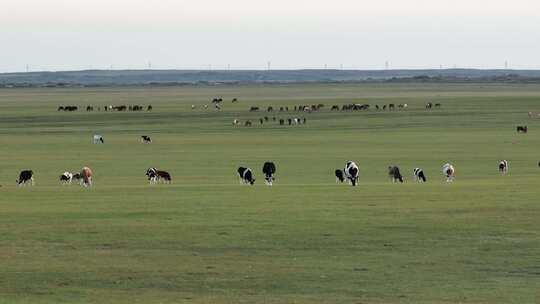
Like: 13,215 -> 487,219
442,163 -> 455,182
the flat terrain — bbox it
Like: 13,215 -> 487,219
0,83 -> 539,303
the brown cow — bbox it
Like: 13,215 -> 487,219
80,167 -> 93,187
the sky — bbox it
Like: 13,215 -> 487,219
1,0 -> 540,72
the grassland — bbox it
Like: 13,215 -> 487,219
0,83 -> 539,303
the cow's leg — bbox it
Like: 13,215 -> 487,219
31,177 -> 34,186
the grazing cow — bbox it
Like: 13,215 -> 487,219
250,106 -> 259,112
499,160 -> 509,174
426,102 -> 433,109
335,169 -> 345,183
442,163 -> 455,182
59,172 -> 73,184
344,161 -> 359,186
232,98 -> 238,103
72,173 -> 82,184
331,105 -> 339,111
16,170 -> 34,186
147,105 -> 153,111
191,105 -> 196,109
262,162 -> 276,186
388,104 -> 395,110
233,119 -> 240,126
435,103 -> 441,108
388,166 -> 404,183
245,120 -> 252,127
267,106 -> 273,112
237,167 -> 255,185
517,126 -> 528,133
287,118 -> 292,125
86,106 -> 94,111
80,167 -> 93,187
146,168 -> 172,184
259,118 -> 264,124
93,134 -> 104,144
279,119 -> 284,125
141,136 -> 152,143
413,168 -> 427,182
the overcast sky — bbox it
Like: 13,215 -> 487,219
1,0 -> 539,72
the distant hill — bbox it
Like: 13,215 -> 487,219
1,69 -> 540,87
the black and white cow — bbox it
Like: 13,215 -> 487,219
262,162 -> 276,186
499,160 -> 509,174
335,169 -> 345,183
59,172 -> 74,184
17,170 -> 34,186
344,161 -> 359,186
146,168 -> 172,184
413,168 -> 427,182
388,166 -> 404,183
517,126 -> 528,133
93,134 -> 104,144
141,136 -> 152,143
237,167 -> 255,185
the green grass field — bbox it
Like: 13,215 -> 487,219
1,83 -> 539,303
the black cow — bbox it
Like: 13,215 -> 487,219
335,169 -> 345,183
147,105 -> 153,111
17,170 -> 34,186
237,167 -> 255,185
413,168 -> 426,182
262,162 -> 276,186
250,107 -> 259,112
388,166 -> 404,183
517,126 -> 528,133
331,105 -> 339,111
141,136 -> 152,143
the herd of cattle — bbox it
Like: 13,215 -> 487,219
248,102 -> 424,113
233,116 -> 307,127
332,162 -> 457,186
57,105 -> 153,112
11,157 -> 540,188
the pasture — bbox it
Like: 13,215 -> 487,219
0,83 -> 539,303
